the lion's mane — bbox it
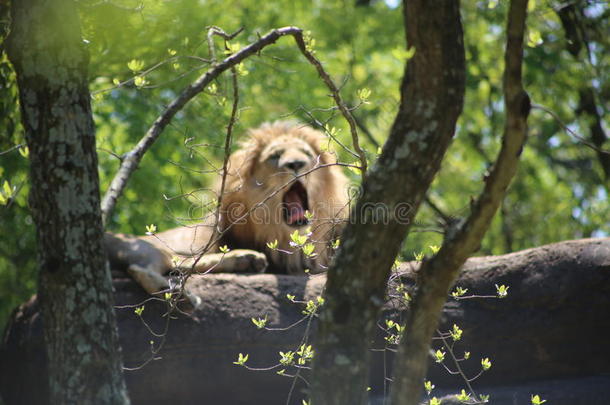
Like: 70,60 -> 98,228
218,121 -> 350,274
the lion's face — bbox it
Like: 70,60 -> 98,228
220,122 -> 350,274
253,136 -> 318,228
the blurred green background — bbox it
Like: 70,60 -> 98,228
1,0 -> 608,332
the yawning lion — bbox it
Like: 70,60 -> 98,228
105,122 -> 350,299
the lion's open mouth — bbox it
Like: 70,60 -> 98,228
283,181 -> 309,227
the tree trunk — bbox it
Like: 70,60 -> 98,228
310,1 -> 465,404
390,0 -> 530,402
6,0 -> 130,403
556,3 -> 610,181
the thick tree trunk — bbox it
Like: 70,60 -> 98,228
310,1 -> 465,404
390,0 -> 530,403
6,0 -> 130,403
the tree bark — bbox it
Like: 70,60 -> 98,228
310,1 -> 465,404
390,0 -> 530,401
6,0 -> 130,403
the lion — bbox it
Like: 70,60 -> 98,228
105,121 -> 350,302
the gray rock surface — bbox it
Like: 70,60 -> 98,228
1,237 -> 609,405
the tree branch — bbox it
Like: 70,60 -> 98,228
390,1 -> 530,403
556,3 -> 610,181
291,35 -> 368,175
101,26 -> 365,225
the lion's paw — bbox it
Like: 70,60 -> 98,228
229,250 -> 268,273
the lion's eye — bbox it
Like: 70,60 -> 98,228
301,149 -> 313,158
268,150 -> 283,161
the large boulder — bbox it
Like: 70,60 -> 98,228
1,237 -> 609,404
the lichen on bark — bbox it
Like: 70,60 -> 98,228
6,0 -> 130,403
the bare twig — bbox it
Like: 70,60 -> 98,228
532,103 -> 610,155
196,66 -> 239,268
0,143 -> 24,156
353,112 -> 380,149
291,34 -> 368,175
207,26 -> 244,63
437,331 -> 478,399
424,195 -> 453,226
301,109 -> 361,160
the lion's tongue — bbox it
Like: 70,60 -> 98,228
284,188 -> 306,224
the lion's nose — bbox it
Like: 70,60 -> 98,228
281,159 -> 307,172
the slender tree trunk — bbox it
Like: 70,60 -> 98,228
556,3 -> 610,182
310,1 -> 465,404
6,0 -> 130,403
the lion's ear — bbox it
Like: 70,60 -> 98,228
293,125 -> 334,165
226,145 -> 258,179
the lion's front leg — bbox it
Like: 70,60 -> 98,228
177,249 -> 268,274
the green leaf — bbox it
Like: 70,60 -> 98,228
451,287 -> 468,298
3,180 -> 12,196
424,380 -> 435,395
481,357 -> 492,371
145,224 -> 157,235
127,59 -> 145,72
495,284 -> 509,298
18,146 -> 29,158
531,394 -> 547,404
224,41 -> 242,55
251,316 -> 267,329
290,230 -> 308,246
134,75 -> 148,88
357,87 -> 371,103
279,350 -> 295,366
434,349 -> 445,363
455,389 -> 470,402
233,352 -> 249,366
527,30 -> 543,47
236,63 -> 249,76
391,45 -> 416,61
302,243 -> 316,257
450,324 -> 463,341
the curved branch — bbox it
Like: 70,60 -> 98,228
290,35 -> 368,175
101,27 -> 301,224
100,26 -> 364,225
